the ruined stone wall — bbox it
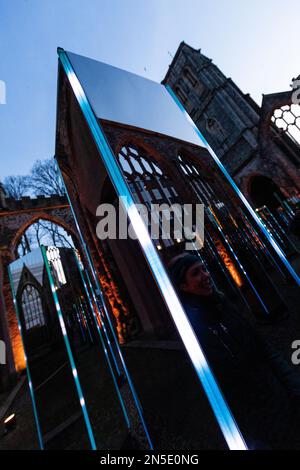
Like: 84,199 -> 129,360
0,195 -> 76,387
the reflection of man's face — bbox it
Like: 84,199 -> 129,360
180,262 -> 213,297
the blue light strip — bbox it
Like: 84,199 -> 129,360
73,302 -> 86,342
166,85 -> 300,287
58,48 -> 247,450
41,246 -> 97,450
8,265 -> 44,450
77,297 -> 93,343
72,250 -> 131,429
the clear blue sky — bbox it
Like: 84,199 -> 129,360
0,0 -> 299,179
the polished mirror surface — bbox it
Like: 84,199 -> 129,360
66,51 -> 202,146
55,50 -> 300,450
48,246 -> 136,450
8,248 -> 90,449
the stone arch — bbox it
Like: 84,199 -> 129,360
260,91 -> 295,136
113,136 -> 200,205
111,132 -> 210,204
0,196 -> 80,381
260,92 -> 300,156
10,211 -> 80,258
114,134 -> 172,174
256,92 -> 300,195
177,145 -> 215,176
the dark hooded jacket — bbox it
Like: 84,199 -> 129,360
180,290 -> 300,449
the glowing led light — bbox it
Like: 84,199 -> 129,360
58,49 -> 247,450
4,414 -> 15,424
59,316 -> 67,335
3,413 -> 17,433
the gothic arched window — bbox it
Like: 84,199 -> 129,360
271,104 -> 300,146
176,154 -> 217,205
118,144 -> 180,248
21,284 -> 45,330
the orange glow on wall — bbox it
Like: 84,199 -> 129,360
91,242 -> 137,345
9,317 -> 26,372
209,206 -> 223,229
214,239 -> 243,288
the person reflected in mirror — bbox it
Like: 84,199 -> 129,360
168,253 -> 300,449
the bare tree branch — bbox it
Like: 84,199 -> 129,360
3,175 -> 30,199
30,159 -> 65,196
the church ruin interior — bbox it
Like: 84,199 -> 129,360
1,44 -> 300,450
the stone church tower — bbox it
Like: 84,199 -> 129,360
162,42 -> 300,213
